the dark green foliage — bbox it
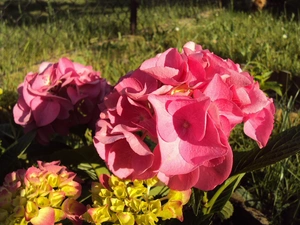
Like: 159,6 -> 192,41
232,125 -> 300,175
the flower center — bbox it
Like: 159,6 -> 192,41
183,121 -> 190,129
170,84 -> 192,96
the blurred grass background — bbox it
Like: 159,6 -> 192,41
0,0 -> 300,224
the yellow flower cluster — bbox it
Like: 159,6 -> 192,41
0,161 -> 85,225
83,175 -> 191,225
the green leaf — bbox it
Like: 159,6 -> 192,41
77,162 -> 108,181
44,145 -> 106,181
261,81 -> 282,96
232,125 -> 300,175
149,185 -> 168,197
217,201 -> 234,221
0,123 -> 15,140
189,188 -> 204,216
0,130 -> 36,183
205,174 -> 244,215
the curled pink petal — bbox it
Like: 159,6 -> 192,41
157,169 -> 200,191
31,96 -> 60,127
194,148 -> 233,191
30,207 -> 55,225
244,100 -> 275,148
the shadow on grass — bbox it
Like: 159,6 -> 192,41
0,0 -> 131,26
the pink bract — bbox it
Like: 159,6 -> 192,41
13,58 -> 111,144
94,41 -> 275,191
94,121 -> 159,180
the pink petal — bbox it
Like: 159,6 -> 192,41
31,64 -> 55,91
168,98 -> 210,142
94,124 -> 155,179
13,95 -> 32,125
130,69 -> 160,96
203,74 -> 231,101
31,96 -> 60,127
142,67 -> 183,85
77,83 -> 101,98
242,82 -> 271,114
30,207 -> 55,225
115,96 -> 156,136
185,53 -> 207,84
114,125 -> 149,153
212,99 -> 243,125
115,77 -> 143,94
139,55 -> 159,69
150,94 -> 216,145
157,168 -> 200,191
154,138 -> 197,176
22,76 -> 38,106
194,148 -> 233,191
99,174 -> 112,190
156,48 -> 184,68
57,58 -> 74,75
204,52 -> 245,81
56,99 -> 73,120
210,99 -> 244,135
148,95 -> 180,142
244,101 -> 275,148
37,160 -> 63,173
38,62 -> 52,74
140,48 -> 188,85
149,95 -> 211,143
183,41 -> 203,54
94,120 -> 125,148
66,86 -> 83,105
61,199 -> 86,220
233,86 -> 251,106
179,117 -> 229,165
226,70 -> 253,88
134,145 -> 161,180
106,138 -> 153,179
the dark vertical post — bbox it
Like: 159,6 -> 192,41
130,0 -> 139,34
218,0 -> 223,8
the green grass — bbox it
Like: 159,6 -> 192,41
1,1 -> 300,224
2,2 -> 300,89
237,92 -> 300,225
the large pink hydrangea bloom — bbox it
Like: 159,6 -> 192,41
13,58 -> 111,144
94,41 -> 275,191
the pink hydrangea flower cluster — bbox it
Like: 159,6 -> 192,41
13,58 -> 111,144
0,161 -> 85,225
94,42 -> 275,191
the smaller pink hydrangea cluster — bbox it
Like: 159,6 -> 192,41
13,58 -> 111,144
0,161 -> 85,225
94,41 -> 275,191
